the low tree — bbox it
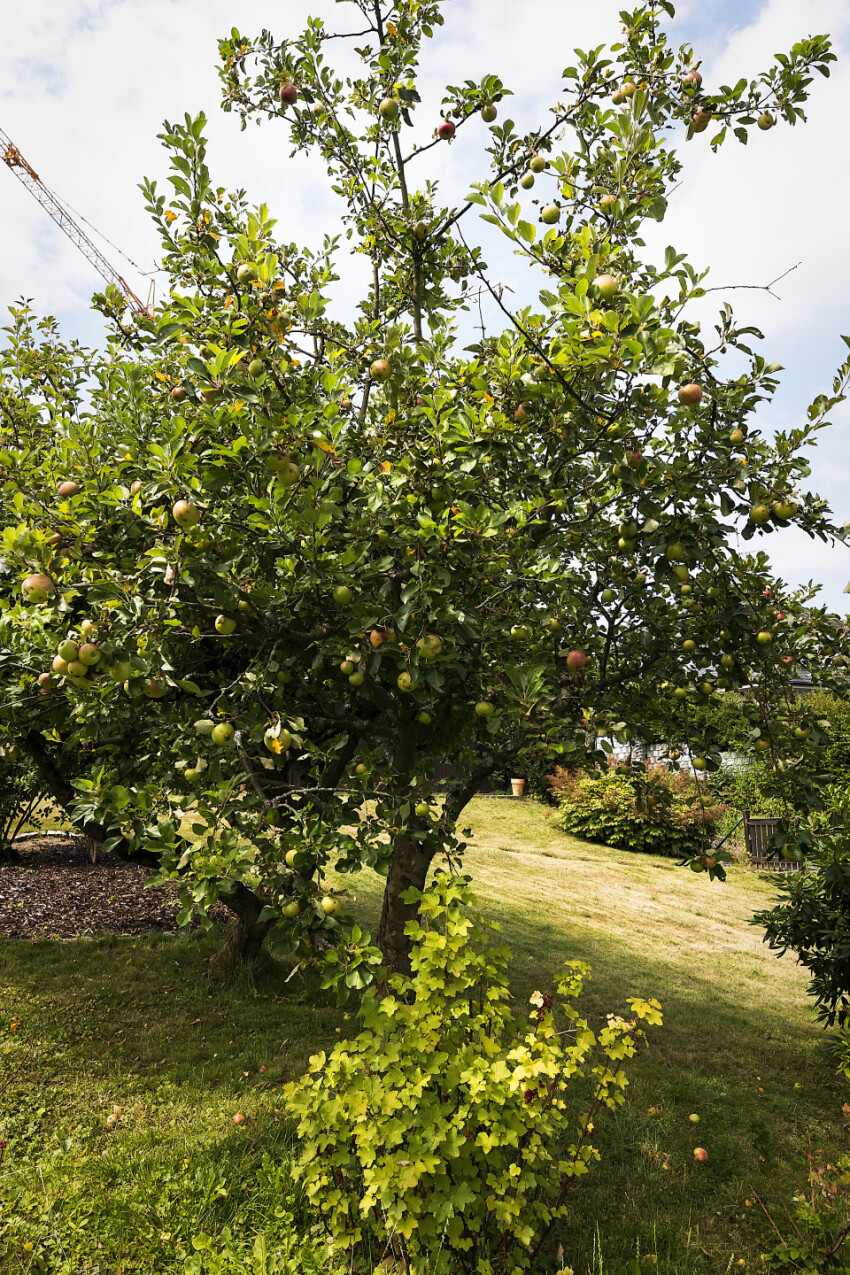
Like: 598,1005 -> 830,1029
0,1 -> 847,982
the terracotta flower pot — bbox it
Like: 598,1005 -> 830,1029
511,777 -> 526,798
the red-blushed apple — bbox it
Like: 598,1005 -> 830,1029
691,109 -> 711,132
130,479 -> 143,496
540,205 -> 560,225
37,672 -> 54,695
628,450 -> 643,469
370,358 -> 390,380
171,385 -> 186,402
437,119 -> 455,139
279,83 -> 298,105
678,383 -> 703,405
566,650 -> 586,672
52,656 -> 69,675
78,643 -> 101,666
173,500 -> 200,529
693,1148 -> 708,1163
22,573 -> 56,603
232,1113 -> 246,1126
621,82 -> 636,97
481,104 -> 497,123
144,677 -> 167,699
599,193 -> 617,212
683,70 -> 702,87
200,389 -> 219,405
57,481 -> 81,498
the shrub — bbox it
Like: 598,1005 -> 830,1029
753,787 -> 850,1027
0,745 -> 46,861
551,763 -> 726,858
283,874 -> 661,1275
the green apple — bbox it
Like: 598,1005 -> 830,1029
172,500 -> 200,529
682,639 -> 696,654
78,643 -> 101,666
414,802 -> 429,818
80,619 -> 98,639
481,104 -> 497,123
416,634 -> 443,659
211,722 -> 234,746
340,660 -> 355,675
333,585 -> 353,605
264,727 -> 292,754
379,97 -> 399,121
57,638 -> 78,662
475,701 -> 494,718
285,849 -> 298,868
673,687 -> 688,700
282,900 -> 300,919
215,615 -> 237,635
749,504 -> 771,525
248,359 -> 265,378
416,711 -> 432,725
665,542 -> 686,562
756,631 -> 772,644
397,671 -> 415,692
601,589 -> 615,604
540,205 -> 560,225
720,654 -> 735,670
757,111 -> 774,130
529,154 -> 546,173
236,262 -> 257,283
51,656 -> 69,675
67,660 -> 88,678
592,273 -> 619,301
691,757 -> 707,771
349,672 -> 365,687
520,172 -> 535,189
320,896 -> 339,916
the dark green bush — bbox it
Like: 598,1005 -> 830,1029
0,746 -> 46,861
551,764 -> 725,858
753,787 -> 850,1027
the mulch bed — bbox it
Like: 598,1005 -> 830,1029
0,837 -> 229,940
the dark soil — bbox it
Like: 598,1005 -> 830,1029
0,837 -> 228,939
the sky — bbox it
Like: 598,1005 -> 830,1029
1,0 -> 848,611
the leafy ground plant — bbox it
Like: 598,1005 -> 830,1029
283,872 -> 661,1274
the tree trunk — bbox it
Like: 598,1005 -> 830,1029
377,831 -> 433,977
221,881 -> 275,959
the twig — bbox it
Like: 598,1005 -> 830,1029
702,261 -> 801,299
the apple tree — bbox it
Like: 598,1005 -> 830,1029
1,1 -> 848,981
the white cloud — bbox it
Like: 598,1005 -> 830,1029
1,0 -> 848,607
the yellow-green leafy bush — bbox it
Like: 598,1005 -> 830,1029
283,874 -> 661,1274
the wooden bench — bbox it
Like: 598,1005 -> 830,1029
742,809 -> 803,872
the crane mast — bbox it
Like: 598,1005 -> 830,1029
1,127 -> 152,316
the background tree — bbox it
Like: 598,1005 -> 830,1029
0,1 -> 847,982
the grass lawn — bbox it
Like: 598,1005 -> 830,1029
0,797 -> 845,1273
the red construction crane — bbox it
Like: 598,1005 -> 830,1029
1,126 -> 154,316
